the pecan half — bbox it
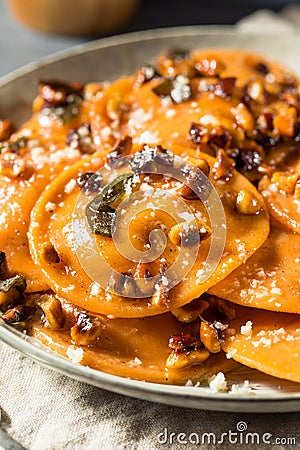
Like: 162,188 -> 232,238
212,149 -> 235,181
70,312 -> 106,346
37,294 -> 65,330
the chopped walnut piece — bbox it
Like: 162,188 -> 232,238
166,332 -> 210,369
134,64 -> 158,89
133,261 -> 154,297
237,140 -> 265,172
236,189 -> 261,215
255,62 -> 269,75
76,171 -> 102,195
0,120 -> 14,141
66,123 -> 94,154
0,152 -> 26,178
40,83 -> 67,106
232,103 -> 255,133
107,136 -> 132,164
212,149 -> 235,181
151,288 -> 169,308
200,295 -> 236,323
194,57 -> 225,77
70,312 -> 106,346
200,321 -> 221,353
273,107 -> 297,137
169,333 -> 201,351
2,305 -> 35,325
246,79 -> 266,104
214,77 -> 236,98
179,162 -> 211,200
189,122 -> 209,145
187,157 -> 210,176
271,171 -> 299,195
169,220 -> 211,247
166,348 -> 210,369
37,294 -> 65,329
41,243 -> 60,264
171,299 -> 209,323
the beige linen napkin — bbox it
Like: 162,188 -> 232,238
1,8 -> 300,450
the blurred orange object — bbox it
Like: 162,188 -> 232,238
6,0 -> 140,36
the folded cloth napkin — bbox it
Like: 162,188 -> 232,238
1,8 -> 300,450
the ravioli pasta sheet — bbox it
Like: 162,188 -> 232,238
0,49 -> 299,386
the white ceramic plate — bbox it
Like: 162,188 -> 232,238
1,26 -> 300,412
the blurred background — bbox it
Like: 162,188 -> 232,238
1,0 -> 300,77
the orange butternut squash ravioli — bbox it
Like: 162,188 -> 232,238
222,303 -> 300,383
27,296 -> 237,385
1,48 -> 300,387
28,144 -> 269,318
0,80 -> 113,292
210,226 -> 300,313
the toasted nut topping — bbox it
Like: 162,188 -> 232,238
76,171 -> 102,195
0,120 -> 14,141
187,157 -> 210,176
2,305 -> 35,324
171,299 -> 210,323
194,57 -> 225,77
271,171 -> 299,195
134,64 -> 157,89
0,152 -> 26,178
236,189 -> 261,214
107,136 -> 133,164
169,220 -> 211,247
133,261 -> 154,296
37,294 -> 64,329
41,243 -> 60,264
70,312 -> 106,346
200,295 -> 236,323
214,77 -> 236,98
273,107 -> 297,137
169,333 -> 201,351
66,123 -> 94,154
166,348 -> 210,369
212,149 -> 235,181
40,84 -> 67,106
151,288 -> 169,308
237,140 -> 265,172
246,79 -> 266,103
231,103 -> 255,133
200,321 -> 221,353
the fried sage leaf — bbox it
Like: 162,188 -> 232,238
86,174 -> 133,237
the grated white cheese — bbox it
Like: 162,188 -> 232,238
229,380 -> 253,395
240,320 -> 253,338
209,372 -> 228,393
66,346 -> 84,363
64,179 -> 76,194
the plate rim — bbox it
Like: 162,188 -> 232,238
0,25 -> 300,412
